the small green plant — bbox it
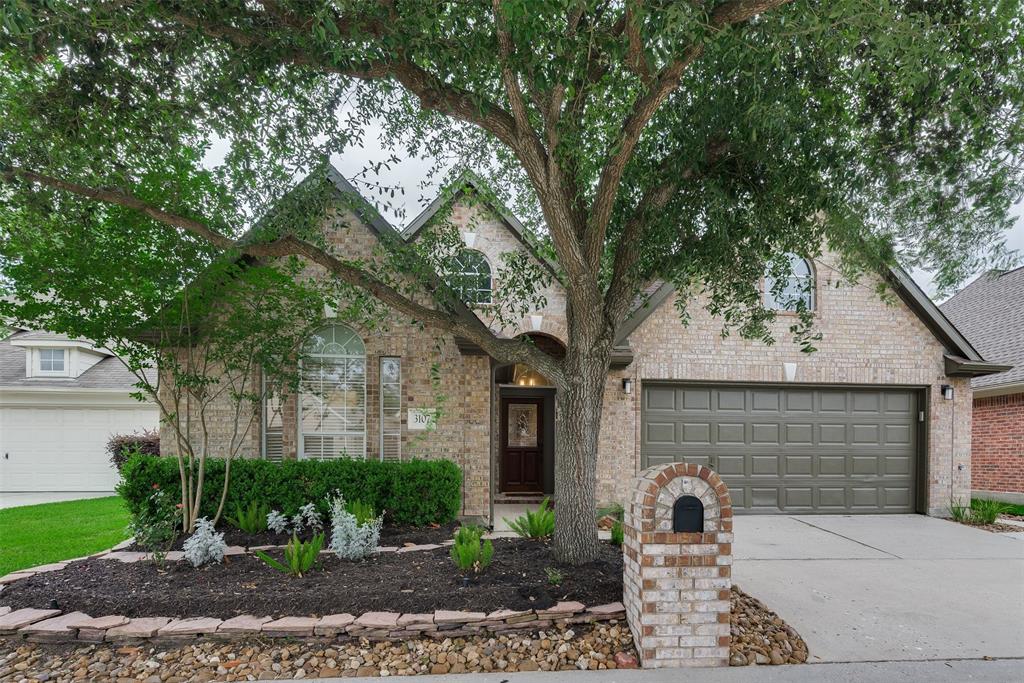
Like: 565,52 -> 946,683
949,498 -> 973,523
971,498 -> 1010,525
255,532 -> 324,577
226,499 -> 270,534
610,519 -> 624,546
504,497 -> 555,539
129,485 -> 181,565
545,566 -> 563,586
345,499 -> 377,526
450,525 -> 494,573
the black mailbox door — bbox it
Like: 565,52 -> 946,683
673,496 -> 704,533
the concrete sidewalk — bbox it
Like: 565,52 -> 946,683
732,515 -> 1024,662
276,658 -> 1023,682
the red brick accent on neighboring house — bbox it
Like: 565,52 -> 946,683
971,393 -> 1024,494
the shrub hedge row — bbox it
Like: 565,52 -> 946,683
118,455 -> 462,527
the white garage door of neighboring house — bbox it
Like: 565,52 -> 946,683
0,405 -> 158,492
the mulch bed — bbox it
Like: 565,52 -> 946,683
0,539 -> 622,619
126,522 -> 462,552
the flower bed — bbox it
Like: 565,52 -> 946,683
0,540 -> 622,618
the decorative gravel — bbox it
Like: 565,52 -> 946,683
0,623 -> 637,681
0,585 -> 808,679
729,586 -> 809,666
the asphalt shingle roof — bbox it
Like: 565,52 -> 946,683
0,330 -> 151,390
940,266 -> 1024,389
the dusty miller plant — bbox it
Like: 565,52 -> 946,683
267,510 -> 291,535
182,517 -> 227,568
292,503 -> 323,535
328,494 -> 383,561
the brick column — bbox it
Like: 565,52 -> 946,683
622,462 -> 733,668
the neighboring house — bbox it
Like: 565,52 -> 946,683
941,267 -> 1024,504
161,165 -> 1008,522
0,328 -> 158,493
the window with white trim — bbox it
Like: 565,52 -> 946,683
764,253 -> 815,311
299,323 -> 366,459
380,357 -> 402,462
449,249 -> 492,305
38,348 -> 67,374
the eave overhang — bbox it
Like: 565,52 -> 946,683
943,355 -> 1013,378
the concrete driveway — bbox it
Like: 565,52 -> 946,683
731,515 -> 1024,663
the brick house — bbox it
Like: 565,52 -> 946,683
162,165 -> 1010,522
941,267 -> 1024,504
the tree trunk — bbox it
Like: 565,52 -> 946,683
551,339 -> 612,565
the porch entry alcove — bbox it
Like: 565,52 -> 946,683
493,333 -> 563,500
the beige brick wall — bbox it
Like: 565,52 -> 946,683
162,191 -> 970,522
596,254 -> 972,516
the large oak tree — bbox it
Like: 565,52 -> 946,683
1,1 -> 1022,563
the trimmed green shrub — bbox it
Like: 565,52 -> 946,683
118,455 -> 462,527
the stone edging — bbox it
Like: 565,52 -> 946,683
0,602 -> 626,645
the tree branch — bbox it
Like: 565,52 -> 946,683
584,0 -> 792,267
2,166 -> 562,380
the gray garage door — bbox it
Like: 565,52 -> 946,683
641,384 -> 920,514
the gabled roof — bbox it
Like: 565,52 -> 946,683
940,266 -> 1024,389
0,330 -> 150,391
246,164 -> 1004,376
400,169 -> 562,281
615,267 -> 1007,378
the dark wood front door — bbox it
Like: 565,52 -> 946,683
500,397 -> 544,492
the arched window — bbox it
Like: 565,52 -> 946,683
764,253 -> 815,311
299,323 -> 366,459
449,249 -> 492,305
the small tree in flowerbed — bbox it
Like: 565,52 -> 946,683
2,239 -> 332,532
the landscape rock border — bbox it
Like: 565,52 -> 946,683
0,602 -> 626,645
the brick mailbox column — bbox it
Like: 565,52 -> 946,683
622,462 -> 733,668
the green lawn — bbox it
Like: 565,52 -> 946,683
0,496 -> 130,575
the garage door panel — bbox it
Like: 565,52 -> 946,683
681,423 -> 711,444
646,386 -> 677,410
751,391 -> 780,412
784,488 -> 813,508
885,424 -> 912,445
717,424 -> 745,444
645,422 -> 675,443
682,389 -> 711,411
785,391 -> 814,412
820,424 -> 847,444
717,390 -> 746,411
785,424 -> 813,445
641,384 -> 918,514
785,455 -> 813,475
717,455 -> 746,476
751,423 -> 780,444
